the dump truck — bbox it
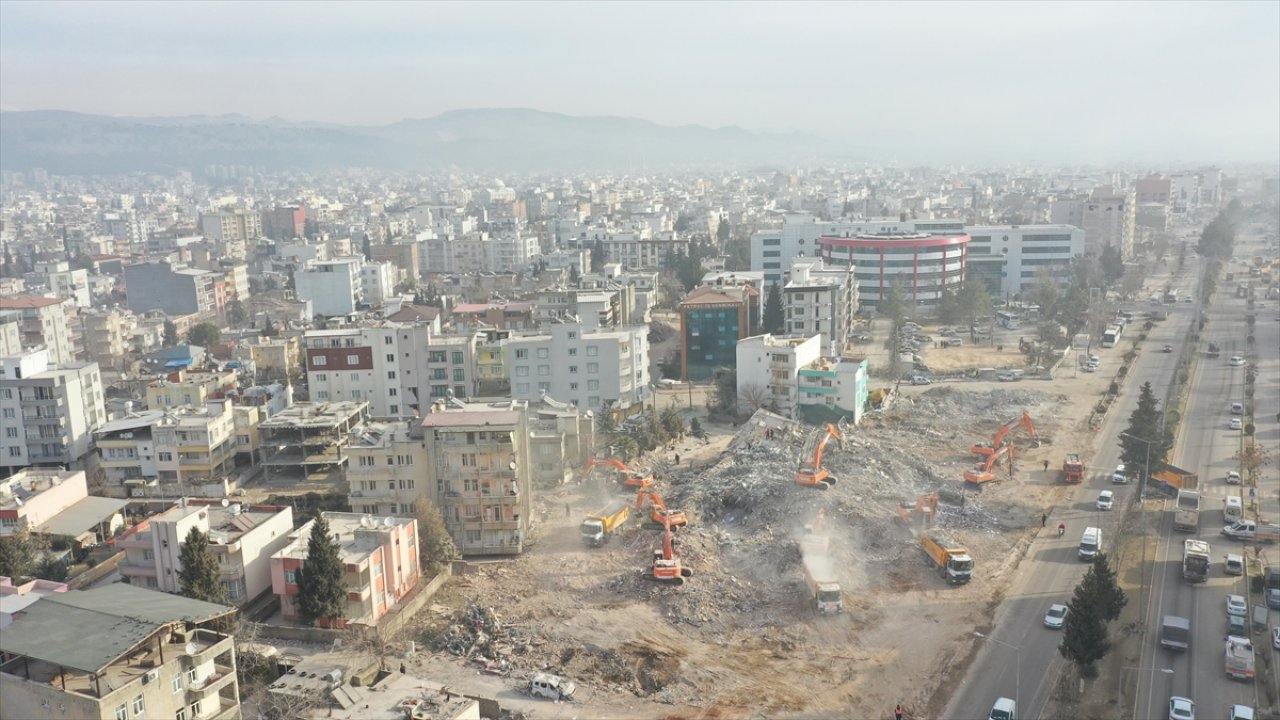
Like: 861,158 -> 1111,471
1174,489 -> 1201,533
1223,520 -> 1280,543
1225,635 -> 1256,681
1159,615 -> 1190,651
1182,539 -> 1210,583
921,529 -> 973,585
1062,454 -> 1085,484
1208,342 -> 1222,358
1151,463 -> 1199,496
580,502 -> 630,547
802,553 -> 843,613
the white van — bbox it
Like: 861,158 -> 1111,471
989,697 -> 1016,720
1111,464 -> 1128,484
1224,496 -> 1243,522
1079,527 -> 1102,562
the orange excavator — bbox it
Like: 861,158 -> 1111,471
583,457 -> 655,490
648,514 -> 692,585
897,493 -> 939,528
970,410 -> 1041,458
635,490 -> 688,530
795,423 -> 843,490
964,444 -> 1013,484
800,508 -> 831,555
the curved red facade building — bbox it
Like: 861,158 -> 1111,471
817,233 -> 970,308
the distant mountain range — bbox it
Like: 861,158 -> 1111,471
0,108 -> 832,174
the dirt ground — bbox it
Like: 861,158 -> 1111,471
393,355 -> 1127,718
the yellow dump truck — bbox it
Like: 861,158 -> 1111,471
922,529 -> 974,585
580,502 -> 630,547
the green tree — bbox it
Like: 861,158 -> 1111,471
957,282 -> 994,332
1099,244 -> 1124,287
178,526 -> 228,604
261,318 -> 277,338
1078,553 -> 1126,622
938,286 -> 962,326
296,515 -> 346,626
660,405 -> 684,439
188,322 -> 222,347
689,417 -> 704,438
708,369 -> 738,416
1197,211 -> 1235,259
1118,381 -> 1174,483
1058,555 -> 1121,679
878,283 -> 907,323
163,319 -> 179,347
361,233 -> 373,261
413,497 -> 459,575
35,554 -> 69,582
716,217 -> 730,244
0,529 -> 37,579
591,237 -> 607,272
1029,271 -> 1061,322
763,283 -> 785,334
227,299 -> 248,326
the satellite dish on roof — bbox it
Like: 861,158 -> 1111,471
221,498 -> 230,507
185,643 -> 197,656
383,517 -> 394,527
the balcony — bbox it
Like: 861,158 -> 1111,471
187,663 -> 235,699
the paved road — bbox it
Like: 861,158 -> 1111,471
945,262 -> 1198,720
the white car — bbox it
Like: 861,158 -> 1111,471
1230,356 -> 1245,367
1044,604 -> 1068,629
1168,696 -> 1195,720
910,375 -> 932,385
1229,418 -> 1242,430
529,672 -> 577,701
1096,491 -> 1114,511
1272,626 -> 1280,651
1227,470 -> 1241,485
1227,594 -> 1247,617
1084,363 -> 1097,373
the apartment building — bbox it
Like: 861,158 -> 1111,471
0,576 -> 68,630
782,260 -> 859,357
0,349 -> 104,472
0,583 -> 239,720
257,401 -> 367,483
795,356 -> 869,425
965,224 -> 1086,298
370,242 -> 422,281
116,499 -> 294,604
123,261 -> 219,318
199,208 -> 262,260
0,294 -> 75,365
151,400 -> 237,485
418,400 -> 533,556
1051,189 -> 1135,259
270,511 -> 420,627
751,215 -> 912,284
260,205 -> 306,241
503,321 -> 650,417
145,369 -> 239,410
95,411 -> 164,494
473,329 -> 509,396
82,307 -> 138,368
679,284 -> 758,382
33,260 -> 91,308
294,257 -> 365,317
346,421 -> 423,517
526,396 -> 595,488
0,310 -> 22,357
304,323 -> 475,419
0,468 -> 88,535
248,336 -> 300,381
735,334 -> 823,419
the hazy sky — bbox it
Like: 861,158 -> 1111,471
2,0 -> 1277,163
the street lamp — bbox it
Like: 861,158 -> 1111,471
1120,431 -> 1159,618
1118,666 -> 1173,720
974,632 -> 1020,711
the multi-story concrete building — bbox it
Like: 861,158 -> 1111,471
33,260 -> 91,308
1081,188 -> 1136,259
0,310 -> 22,357
817,232 -> 971,310
270,511 -> 420,627
679,284 -> 759,382
735,334 -> 823,419
751,215 -> 913,284
0,576 -> 69,630
123,260 -> 219,318
417,400 -> 533,556
370,242 -> 422,281
151,400 -> 237,485
0,468 -> 90,536
304,324 -> 475,419
346,421 -> 423,517
249,336 -> 300,381
81,307 -> 138,368
360,260 -> 399,306
782,260 -> 859,357
257,401 -> 368,483
525,396 -> 595,488
504,321 -> 649,417
0,349 -> 104,472
795,356 -> 869,425
95,411 -> 164,495
145,369 -> 238,410
0,583 -> 240,720
0,295 -> 75,366
199,208 -> 262,260
116,498 -> 294,604
490,232 -> 541,273
293,257 -> 364,317
260,205 -> 306,241
965,224 -> 1086,298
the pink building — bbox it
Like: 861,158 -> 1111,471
0,576 -> 69,629
270,512 -> 419,628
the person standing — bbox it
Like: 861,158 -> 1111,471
895,704 -> 905,720
1041,512 -> 1048,527
675,453 -> 681,466
1043,459 -> 1050,472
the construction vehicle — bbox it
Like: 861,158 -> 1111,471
964,444 -> 1012,484
1225,635 -> 1256,681
583,457 -> 655,491
970,410 -> 1041,458
1173,489 -> 1200,533
648,513 -> 692,585
800,508 -> 831,555
1061,454 -> 1085,484
921,529 -> 973,584
580,502 -> 630,547
802,554 -> 843,613
1223,520 -> 1280,543
634,490 -> 688,530
1150,463 -> 1199,496
794,423 -> 842,490
897,493 -> 939,529
1182,538 -> 1210,583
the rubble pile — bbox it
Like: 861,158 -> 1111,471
433,604 -> 524,669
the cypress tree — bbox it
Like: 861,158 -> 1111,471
296,515 -> 346,626
178,527 -> 227,604
763,283 -> 785,334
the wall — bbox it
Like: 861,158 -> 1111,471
237,508 -> 295,604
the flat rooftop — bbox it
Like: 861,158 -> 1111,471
273,512 -> 413,565
259,401 -> 368,430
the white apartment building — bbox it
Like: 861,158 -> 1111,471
361,260 -> 398,306
33,261 -> 91,308
735,334 -> 823,419
82,307 -> 138,368
294,257 -> 364,317
346,421 -> 423,517
795,356 -> 869,425
0,295 -> 75,366
1051,190 -> 1135,259
491,233 -> 541,273
95,411 -> 164,494
503,321 -> 649,416
304,323 -> 476,419
598,230 -> 689,270
751,215 -> 911,284
151,400 -> 237,485
200,208 -> 262,260
783,260 -> 859,357
0,349 -> 104,472
116,498 -> 294,604
965,224 -> 1086,298
0,468 -> 92,536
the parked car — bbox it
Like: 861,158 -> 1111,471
996,372 -> 1017,382
1272,626 -> 1280,650
944,337 -> 963,347
1043,604 -> 1068,629
988,697 -> 1016,720
1230,356 -> 1246,367
1226,554 -> 1244,576
1096,491 -> 1114,511
1168,696 -> 1195,720
529,673 -> 577,701
1228,594 -> 1248,617
910,375 -> 932,385
1227,470 -> 1241,484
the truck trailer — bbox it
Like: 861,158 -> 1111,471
580,502 -> 630,547
921,529 -> 974,585
1062,454 -> 1085,484
1173,489 -> 1201,532
1182,539 -> 1210,583
802,554 -> 843,613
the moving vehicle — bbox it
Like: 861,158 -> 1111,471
648,514 -> 692,585
1224,496 -> 1243,522
1272,627 -> 1280,651
580,502 -> 630,547
989,697 -> 1016,720
971,411 -> 1041,459
634,490 -> 688,530
583,457 -> 654,490
1159,615 -> 1190,651
1230,355 -> 1246,367
1226,470 -> 1242,485
1182,539 -> 1209,583
1229,705 -> 1256,720
1223,520 -> 1280,542
1165,290 -> 1178,304
802,553 -> 843,614
1043,604 -> 1067,629
1231,402 -> 1244,414
1112,464 -> 1128,484
1078,527 -> 1101,562
922,528 -> 973,584
795,423 -> 842,490
1208,342 -> 1222,358
897,493 -> 939,529
1225,635 -> 1255,681
1168,696 -> 1195,720
1150,463 -> 1198,494
530,672 -> 577,701
1225,554 -> 1244,576
1174,489 -> 1201,533
1101,324 -> 1122,348
1227,594 -> 1248,617
1096,491 -> 1114,510
910,374 -> 932,385
1229,418 -> 1242,430
1062,453 -> 1085,484
1162,344 -> 1174,353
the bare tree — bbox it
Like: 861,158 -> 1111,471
244,686 -> 327,720
737,382 -> 773,415
1235,441 -> 1274,486
343,622 -> 405,674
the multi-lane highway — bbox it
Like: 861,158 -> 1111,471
947,260 -> 1201,719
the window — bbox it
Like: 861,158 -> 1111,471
386,354 -> 394,362
538,365 -> 550,376
349,372 -> 360,381
453,369 -> 465,381
455,385 -> 466,397
516,383 -> 530,394
312,355 -> 327,366
286,570 -> 296,584
569,382 -> 579,390
388,388 -> 397,396
390,404 -> 399,414
432,368 -> 447,380
515,349 -> 528,360
536,348 -> 549,359
452,351 -> 464,364
132,694 -> 145,715
538,381 -> 550,392
317,390 -> 330,400
345,354 -> 358,364
588,380 -> 599,391
175,708 -> 187,720
567,331 -> 577,340
516,366 -> 529,377
2,408 -> 13,419
144,549 -> 154,560
314,373 -> 327,381
383,336 -> 393,345
115,703 -> 128,720
0,388 -> 10,399
587,362 -> 599,374
158,452 -> 173,462
586,346 -> 598,357
4,427 -> 15,438
429,350 -> 446,363
387,370 -> 397,380
568,365 -> 578,374
172,673 -> 183,693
